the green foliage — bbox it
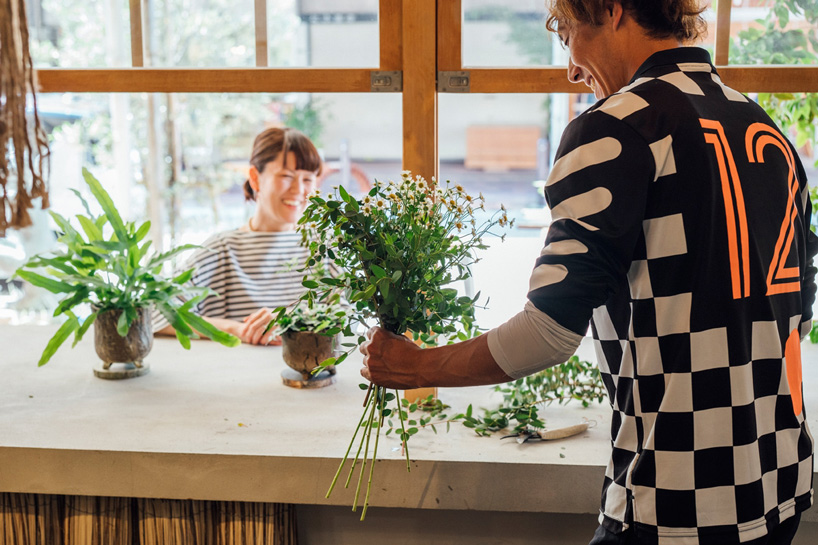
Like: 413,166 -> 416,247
14,168 -> 240,366
320,172 -> 513,518
297,171 -> 513,372
391,356 -> 606,438
730,0 -> 818,165
270,301 -> 347,336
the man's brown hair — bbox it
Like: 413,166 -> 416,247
545,0 -> 708,43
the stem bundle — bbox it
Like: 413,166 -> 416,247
326,386 -> 410,521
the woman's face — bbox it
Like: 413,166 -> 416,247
251,151 -> 317,231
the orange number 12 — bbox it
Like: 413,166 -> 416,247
700,119 -> 801,298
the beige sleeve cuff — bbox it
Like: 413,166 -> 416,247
486,301 -> 583,379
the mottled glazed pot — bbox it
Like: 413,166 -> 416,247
93,307 -> 153,369
281,330 -> 336,381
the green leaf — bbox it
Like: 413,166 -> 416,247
134,221 -> 152,243
117,310 -> 131,337
302,280 -> 320,289
15,270 -> 77,294
69,188 -> 94,217
82,167 -> 129,244
338,185 -> 351,203
147,244 -> 202,269
77,215 -> 103,241
175,329 -> 192,350
178,309 -> 241,347
370,264 -> 386,278
38,316 -> 80,366
72,311 -> 98,347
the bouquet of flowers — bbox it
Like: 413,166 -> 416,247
294,171 -> 512,518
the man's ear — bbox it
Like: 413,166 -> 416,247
608,1 -> 625,30
248,165 -> 261,193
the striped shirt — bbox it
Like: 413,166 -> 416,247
152,230 -> 309,330
526,48 -> 816,543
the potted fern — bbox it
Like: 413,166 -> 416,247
14,168 -> 240,378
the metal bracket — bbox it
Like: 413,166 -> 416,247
437,71 -> 470,93
370,71 -> 402,92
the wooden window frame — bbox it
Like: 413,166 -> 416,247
33,1 -> 818,187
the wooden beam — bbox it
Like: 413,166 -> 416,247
468,68 -> 591,93
379,0 -> 402,71
254,0 -> 268,67
718,66 -> 818,93
714,0 -> 732,66
34,69 -> 376,93
129,0 -> 144,67
465,66 -> 818,94
402,0 -> 437,180
437,0 -> 461,71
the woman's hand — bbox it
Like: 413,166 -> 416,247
239,308 -> 281,345
359,327 -> 423,389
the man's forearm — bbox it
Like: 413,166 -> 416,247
416,334 -> 513,387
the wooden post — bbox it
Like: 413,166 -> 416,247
379,0 -> 402,71
128,0 -> 144,67
437,0 -> 461,71
714,0 -> 732,66
402,0 -> 438,181
254,0 -> 268,67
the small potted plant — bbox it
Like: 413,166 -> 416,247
14,167 -> 240,378
271,300 -> 346,387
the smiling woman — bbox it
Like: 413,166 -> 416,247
151,127 -> 322,346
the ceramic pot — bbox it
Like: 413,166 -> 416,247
93,307 -> 153,371
281,330 -> 336,381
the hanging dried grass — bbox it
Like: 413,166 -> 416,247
0,0 -> 50,238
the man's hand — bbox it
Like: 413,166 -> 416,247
360,327 -> 513,389
359,327 -> 424,389
239,308 -> 281,345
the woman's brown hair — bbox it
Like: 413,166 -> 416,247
243,127 -> 322,201
545,0 -> 707,43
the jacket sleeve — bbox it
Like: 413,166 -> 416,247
527,110 -> 654,335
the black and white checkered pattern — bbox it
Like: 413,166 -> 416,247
528,47 -> 815,544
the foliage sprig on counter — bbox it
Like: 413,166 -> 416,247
385,356 -> 606,438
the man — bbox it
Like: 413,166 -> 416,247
361,1 -> 817,544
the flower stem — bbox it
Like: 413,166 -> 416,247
345,391 -> 375,489
352,387 -> 379,512
326,390 -> 373,499
361,388 -> 386,520
395,388 -> 411,472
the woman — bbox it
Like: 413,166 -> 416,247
153,127 -> 322,345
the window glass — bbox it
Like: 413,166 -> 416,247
29,0 -> 379,68
729,0 -> 818,66
152,0 -> 379,67
1,91 -> 400,323
438,93 -> 592,329
30,0 -> 132,68
461,0 -> 553,67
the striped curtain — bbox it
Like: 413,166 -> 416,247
0,494 -> 297,545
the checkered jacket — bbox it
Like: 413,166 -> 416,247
529,47 -> 816,544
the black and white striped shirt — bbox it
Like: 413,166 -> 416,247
152,230 -> 309,330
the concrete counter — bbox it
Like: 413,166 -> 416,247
1,325 -> 817,543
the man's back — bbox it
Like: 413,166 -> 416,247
528,47 -> 816,543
